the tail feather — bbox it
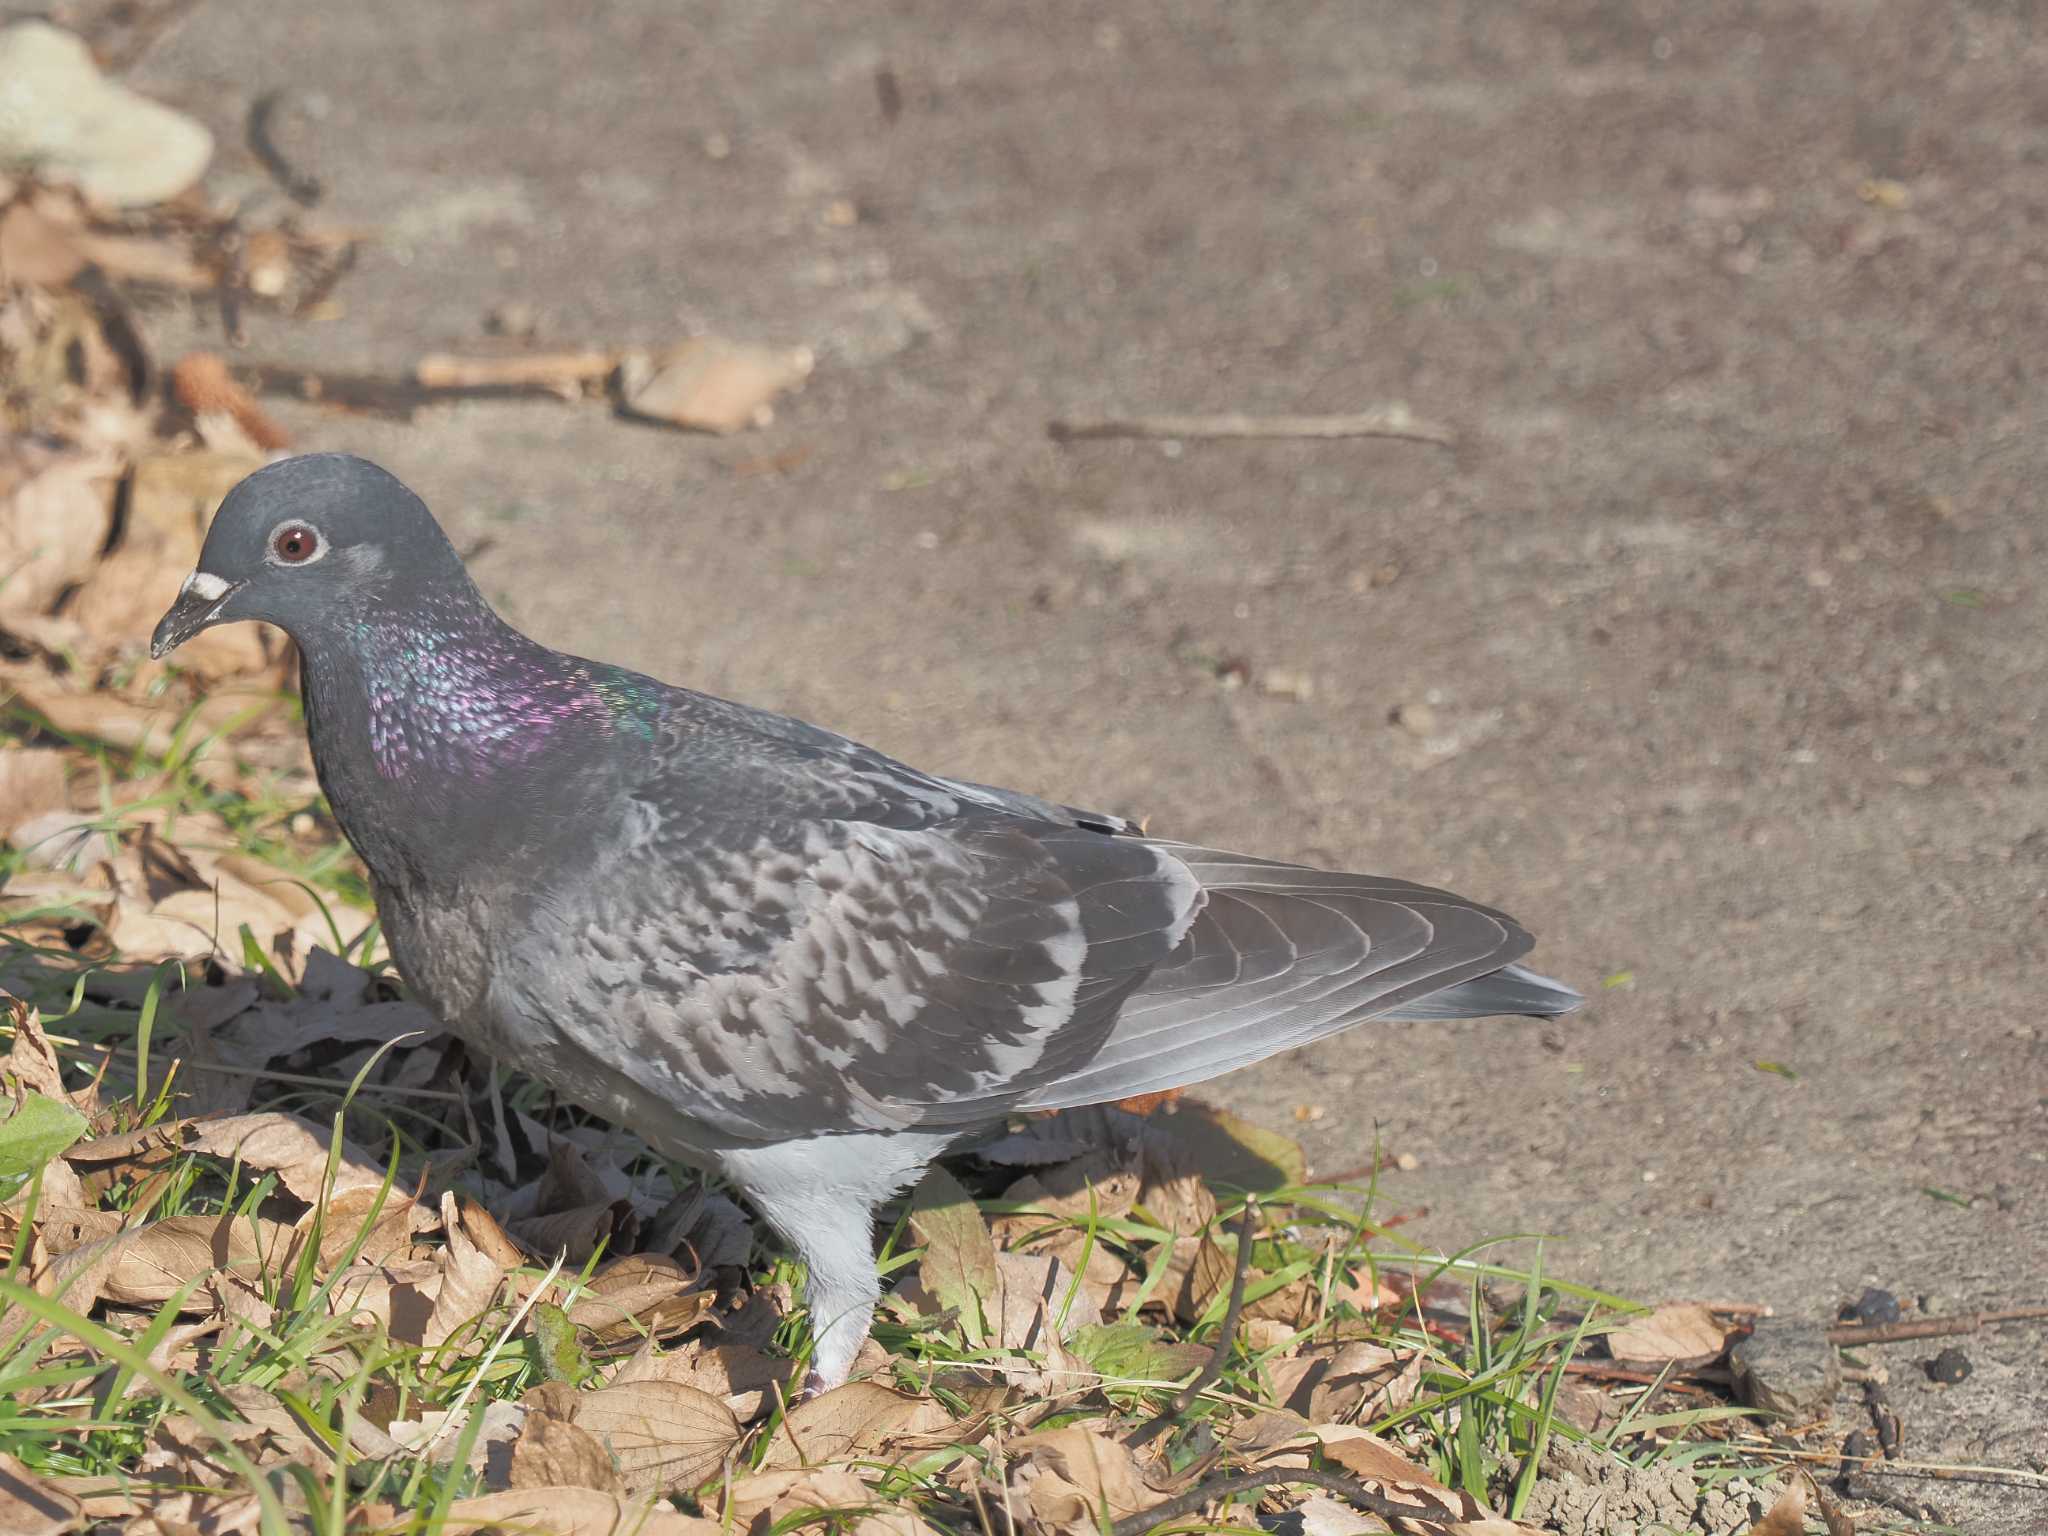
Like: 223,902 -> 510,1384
1022,841 -> 1574,1112
1376,962 -> 1582,1021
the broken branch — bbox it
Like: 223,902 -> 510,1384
1827,1305 -> 2048,1348
1048,409 -> 1455,448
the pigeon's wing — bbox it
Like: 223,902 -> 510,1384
523,699 -> 1202,1139
1017,842 -> 1549,1110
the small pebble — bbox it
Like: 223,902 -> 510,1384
1926,1347 -> 1971,1384
1840,1286 -> 1901,1325
1394,1151 -> 1419,1172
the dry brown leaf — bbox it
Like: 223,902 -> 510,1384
183,1111 -> 388,1203
215,1382 -> 328,1470
0,751 -> 71,832
328,1256 -> 442,1337
507,1412 -> 624,1494
564,1253 -> 712,1348
3,1001 -> 83,1108
386,1399 -> 527,1478
214,992 -> 440,1066
1606,1302 -> 1735,1370
619,338 -> 814,435
1157,1099 -> 1308,1192
610,1339 -> 786,1421
0,1449 -> 82,1536
1272,1423 -> 1532,1532
510,1200 -> 638,1265
1290,1493 -> 1393,1536
721,1466 -> 934,1536
1007,1161 -> 1143,1224
296,1185 -> 425,1269
1743,1479 -> 1809,1536
169,354 -> 290,451
1135,1139 -> 1216,1238
992,1250 -> 1103,1349
441,1487 -> 722,1536
1179,1227 -> 1309,1327
907,1165 -> 997,1347
1269,1342 -> 1421,1423
1010,1423 -> 1162,1531
759,1381 -> 951,1470
0,447 -> 117,627
424,1190 -> 509,1348
528,1377 -> 741,1495
0,202 -> 86,288
6,683 -> 283,759
455,1195 -> 529,1268
97,1212 -> 293,1307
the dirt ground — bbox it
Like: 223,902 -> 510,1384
61,0 -> 2048,1524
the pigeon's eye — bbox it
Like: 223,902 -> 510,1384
271,524 -> 321,564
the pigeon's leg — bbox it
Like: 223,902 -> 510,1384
723,1128 -> 958,1397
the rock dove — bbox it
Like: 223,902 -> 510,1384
151,454 -> 1580,1393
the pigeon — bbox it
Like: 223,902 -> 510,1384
151,453 -> 1580,1393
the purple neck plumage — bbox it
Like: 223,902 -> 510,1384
346,594 -> 615,781
298,585 -> 666,891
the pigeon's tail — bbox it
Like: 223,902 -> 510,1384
1376,962 -> 1582,1022
1019,842 -> 1580,1113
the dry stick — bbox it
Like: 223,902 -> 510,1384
1828,1305 -> 2048,1347
414,352 -> 620,390
241,361 -> 581,420
1124,1201 -> 1258,1451
1048,411 -> 1456,449
1106,1467 -> 1447,1536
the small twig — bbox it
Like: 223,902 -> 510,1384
246,91 -> 324,207
414,351 -> 618,391
1828,1305 -> 2048,1346
1106,1466 -> 1447,1536
1124,1200 -> 1257,1450
1048,410 -> 1456,449
240,360 -> 581,419
1562,1360 -> 1728,1391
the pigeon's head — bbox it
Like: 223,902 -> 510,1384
151,454 -> 469,659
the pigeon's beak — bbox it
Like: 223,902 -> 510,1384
150,571 -> 244,659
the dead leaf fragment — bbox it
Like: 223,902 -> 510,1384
0,448 -> 118,627
619,337 -> 813,434
170,354 -> 290,451
424,1189 -> 508,1348
760,1381 -> 951,1470
1607,1301 -> 1734,1370
441,1487 -> 721,1536
0,1450 -> 82,1536
508,1411 -> 624,1494
720,1466 -> 933,1536
183,1111 -> 388,1202
907,1164 -> 997,1346
1010,1424 -> 1162,1531
530,1377 -> 741,1495
1743,1479 -> 1808,1536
